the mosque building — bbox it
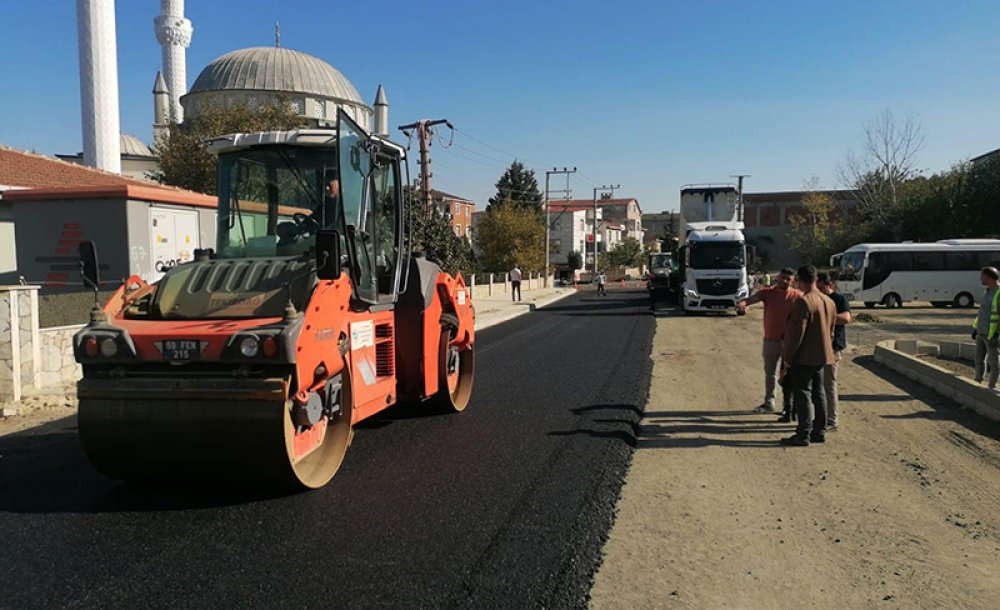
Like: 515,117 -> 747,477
65,0 -> 386,181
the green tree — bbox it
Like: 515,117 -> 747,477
567,251 -> 583,272
487,161 -> 543,213
405,188 -> 472,275
151,100 -> 305,194
607,237 -> 644,269
474,201 -> 545,271
660,212 -> 680,254
788,188 -> 845,266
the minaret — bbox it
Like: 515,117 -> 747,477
152,71 -> 169,143
76,0 -> 121,173
154,0 -> 192,123
373,85 -> 389,137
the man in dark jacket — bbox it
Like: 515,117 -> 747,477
780,265 -> 837,446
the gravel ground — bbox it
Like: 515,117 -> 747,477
591,300 -> 1000,609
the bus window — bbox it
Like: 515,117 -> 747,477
839,251 -> 864,281
912,251 -> 945,271
979,251 -> 1000,268
882,252 -> 913,271
945,251 -> 979,271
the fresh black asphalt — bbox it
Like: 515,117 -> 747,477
0,289 -> 655,609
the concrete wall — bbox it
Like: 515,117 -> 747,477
0,286 -> 40,400
1,286 -> 85,401
38,324 -> 83,389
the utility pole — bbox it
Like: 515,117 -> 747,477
592,184 -> 620,278
545,167 -> 576,287
731,174 -> 750,223
398,119 -> 453,215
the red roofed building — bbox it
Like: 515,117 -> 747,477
0,145 -> 216,287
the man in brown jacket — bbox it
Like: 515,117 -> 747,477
780,265 -> 837,446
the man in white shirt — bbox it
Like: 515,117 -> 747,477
596,272 -> 607,296
510,265 -> 522,302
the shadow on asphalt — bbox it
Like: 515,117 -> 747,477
853,354 -> 1000,444
0,416 -> 297,514
547,404 -> 644,448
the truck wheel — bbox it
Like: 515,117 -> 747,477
428,315 -> 475,412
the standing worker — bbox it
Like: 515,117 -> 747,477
738,268 -> 803,416
596,271 -> 607,297
972,266 -> 1000,390
780,265 -> 837,446
817,272 -> 850,431
510,264 -> 523,302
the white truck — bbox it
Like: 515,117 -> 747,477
678,184 -> 752,314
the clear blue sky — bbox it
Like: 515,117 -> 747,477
3,0 -> 999,212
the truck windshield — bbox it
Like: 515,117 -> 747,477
839,251 -> 865,282
216,147 -> 339,258
690,242 -> 744,269
650,254 -> 676,271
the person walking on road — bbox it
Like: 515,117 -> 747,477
510,264 -> 522,302
972,266 -> 1000,390
780,265 -> 837,447
596,272 -> 607,296
817,272 -> 851,431
737,267 -> 803,416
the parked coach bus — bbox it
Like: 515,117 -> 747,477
837,239 -> 1000,308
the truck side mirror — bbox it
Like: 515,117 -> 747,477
79,241 -> 100,290
316,229 -> 342,280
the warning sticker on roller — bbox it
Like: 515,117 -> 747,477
356,357 -> 377,386
350,321 -> 374,350
457,290 -> 467,305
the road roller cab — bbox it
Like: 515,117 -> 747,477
72,111 -> 476,489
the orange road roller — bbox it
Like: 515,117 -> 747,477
73,111 -> 475,489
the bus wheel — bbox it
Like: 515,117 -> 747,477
883,293 -> 902,309
954,292 -> 975,308
864,302 -> 876,309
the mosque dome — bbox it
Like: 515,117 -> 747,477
120,132 -> 154,158
181,47 -> 373,130
188,47 -> 366,105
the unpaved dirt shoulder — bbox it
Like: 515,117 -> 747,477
591,308 -> 1000,609
0,388 -> 76,437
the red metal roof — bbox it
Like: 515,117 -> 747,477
0,145 -> 213,206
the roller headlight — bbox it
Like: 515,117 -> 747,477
239,336 -> 260,358
99,337 -> 118,357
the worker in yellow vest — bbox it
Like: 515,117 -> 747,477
972,266 -> 1000,390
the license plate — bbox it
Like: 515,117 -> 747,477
162,339 -> 201,361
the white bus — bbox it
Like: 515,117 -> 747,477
837,239 -> 1000,308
